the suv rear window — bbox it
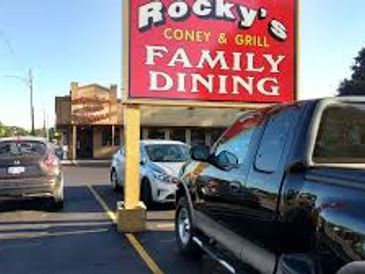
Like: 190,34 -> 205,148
313,102 -> 365,164
0,140 -> 47,158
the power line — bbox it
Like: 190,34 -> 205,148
0,19 -> 23,70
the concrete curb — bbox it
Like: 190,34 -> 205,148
61,160 -> 111,167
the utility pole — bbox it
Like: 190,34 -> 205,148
29,69 -> 35,136
2,69 -> 35,135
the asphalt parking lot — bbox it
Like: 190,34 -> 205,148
0,165 -> 226,274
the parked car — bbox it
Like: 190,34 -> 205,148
175,97 -> 365,274
110,140 -> 190,206
0,136 -> 64,209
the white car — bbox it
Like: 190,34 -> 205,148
110,140 -> 190,206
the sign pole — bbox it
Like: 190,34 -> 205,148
117,0 -> 146,233
123,104 -> 141,210
117,104 -> 146,232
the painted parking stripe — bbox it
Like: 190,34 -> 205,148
87,185 -> 164,274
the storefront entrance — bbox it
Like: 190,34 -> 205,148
77,126 -> 93,159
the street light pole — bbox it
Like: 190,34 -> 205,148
2,69 -> 35,135
28,69 -> 35,135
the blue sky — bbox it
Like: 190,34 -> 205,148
0,0 -> 365,129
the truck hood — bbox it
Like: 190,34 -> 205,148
150,162 -> 186,177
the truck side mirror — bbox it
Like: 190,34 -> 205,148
190,145 -> 210,162
214,150 -> 239,171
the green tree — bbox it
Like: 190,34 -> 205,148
338,47 -> 365,96
0,122 -> 30,137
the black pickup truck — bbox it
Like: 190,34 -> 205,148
175,97 -> 365,274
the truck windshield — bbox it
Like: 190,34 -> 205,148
313,102 -> 365,164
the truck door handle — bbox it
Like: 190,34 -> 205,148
228,182 -> 241,193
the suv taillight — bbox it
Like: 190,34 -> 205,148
41,153 -> 59,172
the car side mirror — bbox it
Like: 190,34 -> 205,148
190,145 -> 210,162
214,150 -> 239,171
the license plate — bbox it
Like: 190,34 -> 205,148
7,166 -> 25,175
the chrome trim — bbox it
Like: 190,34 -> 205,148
192,237 -> 236,274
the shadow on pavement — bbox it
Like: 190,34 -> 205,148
0,185 -> 104,213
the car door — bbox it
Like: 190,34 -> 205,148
241,105 -> 302,252
193,111 -> 267,229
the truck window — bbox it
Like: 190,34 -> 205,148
255,107 -> 299,173
313,102 -> 365,164
214,111 -> 265,165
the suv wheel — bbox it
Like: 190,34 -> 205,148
175,197 -> 202,258
53,181 -> 64,210
141,179 -> 153,208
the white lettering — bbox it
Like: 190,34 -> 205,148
177,73 -> 187,92
145,46 -> 168,65
257,78 -> 280,96
246,53 -> 264,72
149,71 -> 173,91
232,52 -> 242,71
263,54 -> 286,73
232,76 -> 254,95
269,20 -> 288,41
237,6 -> 257,28
168,2 -> 190,20
138,2 -> 164,31
191,74 -> 214,93
168,48 -> 193,68
196,50 -> 229,70
192,0 -> 213,17
215,0 -> 235,20
218,75 -> 228,94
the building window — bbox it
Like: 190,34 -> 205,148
101,127 -> 112,146
170,129 -> 186,143
191,129 -> 205,146
211,128 -> 225,145
114,127 -> 121,146
148,128 -> 165,140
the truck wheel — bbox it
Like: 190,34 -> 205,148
141,179 -> 153,208
175,197 -> 202,259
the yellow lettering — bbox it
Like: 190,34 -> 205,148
163,28 -> 173,40
162,28 -> 211,43
235,34 -> 244,45
245,35 -> 253,46
185,30 -> 195,42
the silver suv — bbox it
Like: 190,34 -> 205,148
110,140 -> 190,207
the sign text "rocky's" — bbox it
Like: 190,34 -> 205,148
138,0 -> 288,41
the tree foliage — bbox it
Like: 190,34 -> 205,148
338,47 -> 365,96
0,122 -> 30,137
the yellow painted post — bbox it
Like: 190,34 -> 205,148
124,104 -> 141,209
117,104 -> 146,232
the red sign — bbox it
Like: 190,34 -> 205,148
127,0 -> 297,103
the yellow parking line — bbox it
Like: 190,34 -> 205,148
125,233 -> 164,274
87,185 -> 165,274
87,185 -> 117,223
